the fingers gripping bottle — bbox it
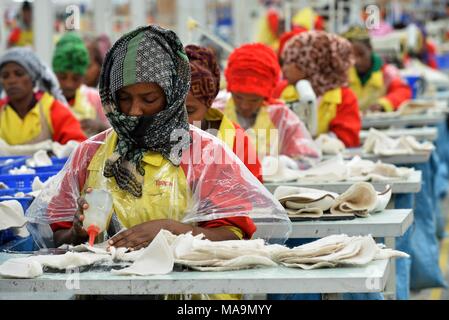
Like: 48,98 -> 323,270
83,189 -> 113,246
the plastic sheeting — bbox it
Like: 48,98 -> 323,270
26,126 -> 291,248
406,154 -> 447,290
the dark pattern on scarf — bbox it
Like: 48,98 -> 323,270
99,25 -> 191,197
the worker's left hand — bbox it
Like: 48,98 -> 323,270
107,219 -> 173,251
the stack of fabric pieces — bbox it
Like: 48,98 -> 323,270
0,230 -> 408,278
274,182 -> 391,220
272,234 -> 409,270
263,154 -> 414,183
363,128 -> 434,156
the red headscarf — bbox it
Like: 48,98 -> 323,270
225,43 -> 280,100
278,27 -> 307,58
185,45 -> 220,108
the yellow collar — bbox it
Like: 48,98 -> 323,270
349,67 -> 383,89
205,108 -> 236,150
88,130 -> 167,171
321,87 -> 342,104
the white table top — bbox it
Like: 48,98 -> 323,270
360,127 -> 438,142
254,209 -> 413,239
362,113 -> 445,129
0,254 -> 390,295
264,171 -> 422,194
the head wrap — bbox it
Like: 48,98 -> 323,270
225,43 -> 280,99
99,25 -> 191,198
52,32 -> 90,76
278,27 -> 307,58
341,25 -> 371,45
0,47 -> 67,104
282,31 -> 354,96
185,45 -> 220,108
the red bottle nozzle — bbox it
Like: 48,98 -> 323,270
87,225 -> 100,247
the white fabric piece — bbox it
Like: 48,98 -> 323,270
296,155 -> 349,182
0,201 -> 29,237
274,234 -> 409,269
363,128 -> 434,156
0,139 -> 53,157
331,182 -> 378,217
112,230 -> 174,276
51,141 -> 80,159
0,258 -> 43,278
25,150 -> 53,168
262,155 -> 301,182
8,165 -> 36,175
315,134 -> 345,155
373,185 -> 392,213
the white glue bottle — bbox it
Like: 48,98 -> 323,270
82,189 -> 113,246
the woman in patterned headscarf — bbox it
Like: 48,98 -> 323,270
279,30 -> 361,147
185,44 -> 262,182
48,26 -> 287,251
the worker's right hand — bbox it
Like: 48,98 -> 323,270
70,188 -> 92,244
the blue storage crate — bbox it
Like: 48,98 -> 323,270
437,54 -> 449,70
0,235 -> 37,253
0,229 -> 16,246
51,157 -> 69,166
0,157 -> 28,174
0,188 -> 32,197
34,164 -> 64,174
0,172 -> 56,189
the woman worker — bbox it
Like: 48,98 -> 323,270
184,44 -> 262,182
52,32 -> 110,136
219,43 -> 320,163
278,30 -> 361,147
342,26 -> 412,113
26,26 -> 286,250
0,47 -> 86,146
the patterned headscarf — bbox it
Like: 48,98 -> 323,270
52,32 -> 90,76
0,47 -> 67,104
282,31 -> 354,96
185,45 -> 220,108
99,25 -> 191,198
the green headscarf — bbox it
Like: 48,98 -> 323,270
52,32 -> 90,76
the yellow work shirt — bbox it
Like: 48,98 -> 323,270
223,98 -> 276,157
0,92 -> 54,145
279,85 -> 342,135
348,67 -> 393,112
70,87 -> 97,121
84,130 -> 189,229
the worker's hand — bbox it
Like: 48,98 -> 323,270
70,187 -> 93,244
108,219 -> 174,251
367,104 -> 385,113
80,119 -> 108,135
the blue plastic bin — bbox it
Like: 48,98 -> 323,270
0,172 -> 56,189
436,54 -> 449,70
